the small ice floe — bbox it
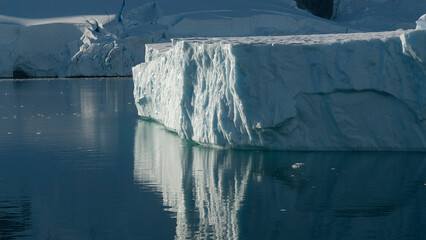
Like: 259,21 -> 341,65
4,92 -> 8,96
291,163 -> 305,169
7,132 -> 12,135
312,186 -> 316,189
280,209 -> 287,212
331,168 -> 336,171
36,131 -> 42,135
20,105 -> 24,108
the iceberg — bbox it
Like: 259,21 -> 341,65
133,18 -> 426,151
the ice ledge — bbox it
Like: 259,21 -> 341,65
133,28 -> 426,151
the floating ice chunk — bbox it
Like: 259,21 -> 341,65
291,163 -> 305,169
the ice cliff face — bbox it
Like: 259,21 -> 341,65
133,21 -> 426,150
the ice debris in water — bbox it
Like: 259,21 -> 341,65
292,163 -> 305,169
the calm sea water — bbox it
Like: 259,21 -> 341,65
0,78 -> 425,240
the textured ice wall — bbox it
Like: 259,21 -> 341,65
0,22 -> 85,78
133,27 -> 426,150
0,5 -> 167,78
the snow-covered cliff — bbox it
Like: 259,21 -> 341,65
133,17 -> 426,150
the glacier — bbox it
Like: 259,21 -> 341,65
1,0 -> 424,78
0,2 -> 349,78
133,16 -> 426,150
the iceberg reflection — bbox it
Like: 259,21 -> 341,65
134,120 -> 426,240
134,120 -> 251,239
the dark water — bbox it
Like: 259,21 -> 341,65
0,78 -> 425,240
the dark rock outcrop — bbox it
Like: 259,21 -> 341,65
295,0 -> 334,19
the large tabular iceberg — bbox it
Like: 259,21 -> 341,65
133,17 -> 426,151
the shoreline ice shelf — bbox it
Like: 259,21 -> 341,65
133,19 -> 426,151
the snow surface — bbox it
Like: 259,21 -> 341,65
133,24 -> 426,150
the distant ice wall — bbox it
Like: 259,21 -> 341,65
0,22 -> 85,78
133,27 -> 426,150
